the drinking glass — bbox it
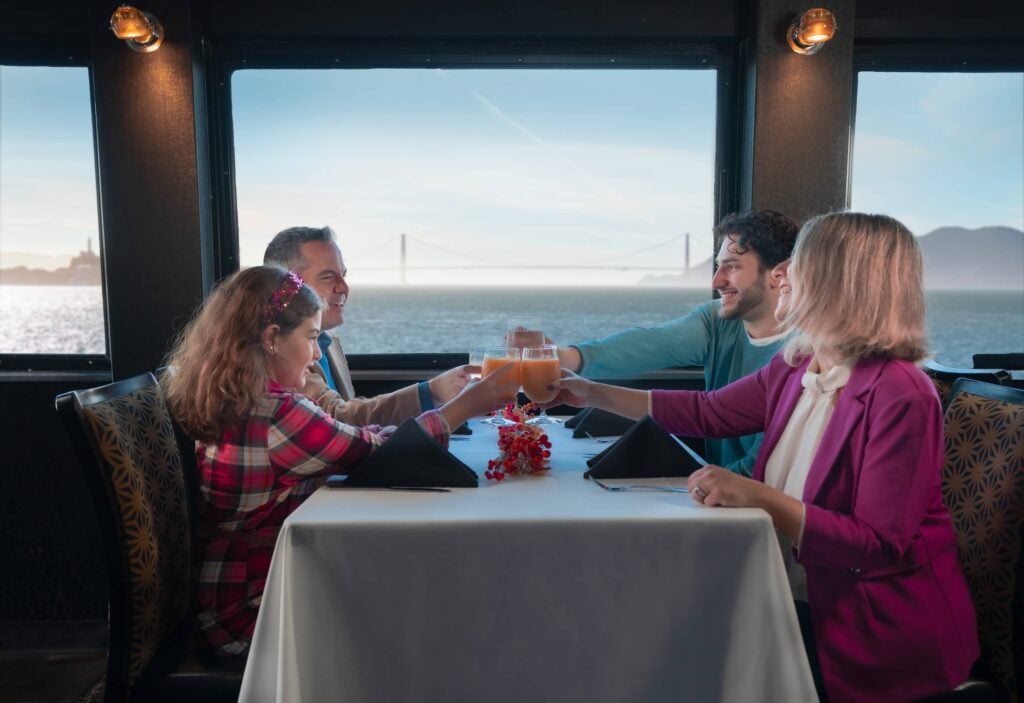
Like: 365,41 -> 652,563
467,343 -> 488,381
507,317 -> 544,351
481,345 -> 521,426
521,344 -> 563,425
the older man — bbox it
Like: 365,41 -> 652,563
560,210 -> 799,476
265,226 -> 472,426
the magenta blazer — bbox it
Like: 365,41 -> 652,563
652,354 -> 979,703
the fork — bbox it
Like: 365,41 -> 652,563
589,476 -> 689,493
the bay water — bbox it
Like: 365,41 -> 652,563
2,285 -> 1021,369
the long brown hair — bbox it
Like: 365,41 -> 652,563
780,212 -> 928,365
164,266 -> 321,442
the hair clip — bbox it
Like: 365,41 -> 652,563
265,270 -> 304,325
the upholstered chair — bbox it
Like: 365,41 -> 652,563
921,360 -> 1011,409
57,372 -> 241,703
939,378 -> 1024,702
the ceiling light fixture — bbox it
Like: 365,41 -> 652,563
109,5 -> 164,53
787,8 -> 836,55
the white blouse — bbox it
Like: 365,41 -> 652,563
763,360 -> 852,602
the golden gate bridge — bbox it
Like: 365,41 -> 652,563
350,233 -> 709,283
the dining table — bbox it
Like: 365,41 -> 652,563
238,417 -> 817,702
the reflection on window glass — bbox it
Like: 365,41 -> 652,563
232,69 -> 717,353
852,72 -> 1024,367
0,66 -> 105,354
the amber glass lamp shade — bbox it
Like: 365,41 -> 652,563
787,8 -> 837,55
109,5 -> 164,53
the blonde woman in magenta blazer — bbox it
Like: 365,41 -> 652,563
550,212 -> 979,703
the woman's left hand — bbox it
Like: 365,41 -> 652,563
687,466 -> 764,507
544,369 -> 593,408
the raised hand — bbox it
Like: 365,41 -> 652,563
545,369 -> 650,420
428,364 -> 475,404
544,369 -> 593,408
439,362 -> 520,430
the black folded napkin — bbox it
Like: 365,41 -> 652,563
453,422 -> 473,435
584,415 -> 706,479
571,407 -> 635,438
564,407 -> 592,429
338,418 -> 478,488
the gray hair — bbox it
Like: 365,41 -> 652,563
781,212 -> 928,365
263,226 -> 337,270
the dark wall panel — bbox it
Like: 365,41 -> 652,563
0,377 -> 110,623
203,0 -> 738,39
740,0 -> 855,222
857,0 -> 1024,41
0,0 -> 87,38
89,0 -> 213,379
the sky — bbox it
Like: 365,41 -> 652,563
230,68 -> 718,285
851,72 -> 1024,237
0,66 -> 100,268
0,65 -> 1021,286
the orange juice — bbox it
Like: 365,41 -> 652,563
521,357 -> 560,403
482,356 -> 522,384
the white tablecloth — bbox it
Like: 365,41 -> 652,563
240,419 -> 817,703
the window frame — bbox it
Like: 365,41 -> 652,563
206,38 -> 740,369
0,42 -> 110,373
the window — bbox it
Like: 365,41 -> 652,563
0,65 -> 105,355
232,68 -> 718,353
851,72 -> 1024,367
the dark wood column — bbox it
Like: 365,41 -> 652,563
89,0 -> 212,379
739,0 -> 856,224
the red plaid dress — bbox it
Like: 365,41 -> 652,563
195,382 -> 448,655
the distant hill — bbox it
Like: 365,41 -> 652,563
0,240 -> 101,285
918,225 -> 1022,289
0,252 -> 71,270
638,258 -> 714,287
638,225 -> 1023,289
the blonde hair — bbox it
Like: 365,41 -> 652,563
781,212 -> 928,365
164,266 -> 321,442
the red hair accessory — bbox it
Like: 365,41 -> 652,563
265,270 -> 304,325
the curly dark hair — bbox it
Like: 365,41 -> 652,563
713,210 -> 799,270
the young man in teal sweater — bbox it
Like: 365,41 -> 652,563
560,210 -> 799,476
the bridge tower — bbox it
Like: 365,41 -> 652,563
400,233 -> 407,284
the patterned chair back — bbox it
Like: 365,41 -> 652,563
922,359 -> 1011,409
57,372 -> 192,702
941,378 -> 1024,701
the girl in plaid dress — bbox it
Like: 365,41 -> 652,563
164,266 -> 518,656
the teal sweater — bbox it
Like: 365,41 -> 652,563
574,300 -> 785,477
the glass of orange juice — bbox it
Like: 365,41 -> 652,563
481,346 -> 521,425
522,344 -> 563,425
507,317 -> 544,351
